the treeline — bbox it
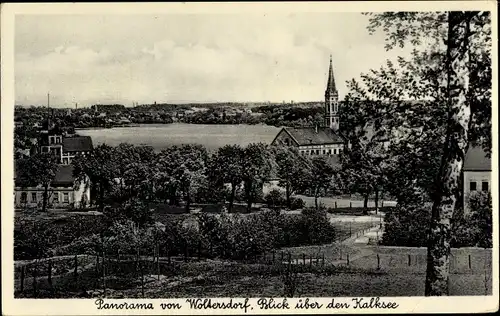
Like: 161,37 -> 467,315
15,142 -> 345,215
14,103 -> 327,131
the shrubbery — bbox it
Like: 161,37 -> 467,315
263,189 -> 305,211
15,205 -> 337,261
381,192 -> 492,248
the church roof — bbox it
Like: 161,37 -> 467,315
283,127 -> 345,146
463,146 -> 491,171
325,55 -> 337,95
63,136 -> 93,152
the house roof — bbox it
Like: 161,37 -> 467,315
463,146 -> 491,171
63,136 -> 93,152
52,165 -> 77,186
284,127 -> 345,146
14,164 -> 76,187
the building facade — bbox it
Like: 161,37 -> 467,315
271,55 -> 346,156
14,164 -> 90,209
14,124 -> 93,210
40,126 -> 93,165
463,146 -> 491,213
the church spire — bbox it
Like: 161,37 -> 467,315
326,55 -> 337,94
324,55 -> 339,131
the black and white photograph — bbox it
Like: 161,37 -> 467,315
1,1 -> 498,315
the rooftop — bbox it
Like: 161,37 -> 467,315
283,127 -> 345,146
63,136 -> 93,152
464,146 -> 491,172
14,164 -> 77,187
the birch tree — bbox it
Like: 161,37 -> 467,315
363,11 -> 491,296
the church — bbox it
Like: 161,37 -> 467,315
271,56 -> 346,156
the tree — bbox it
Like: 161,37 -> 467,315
15,153 -> 59,212
155,144 -> 208,211
341,140 -> 388,212
72,144 -> 117,211
273,146 -> 311,208
241,143 -> 274,212
207,145 -> 245,212
305,156 -> 336,210
363,11 -> 491,295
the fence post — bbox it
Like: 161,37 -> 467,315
322,253 -> 325,267
408,254 -> 411,266
20,266 -> 25,294
48,260 -> 53,289
96,254 -> 100,274
157,244 -> 160,281
382,201 -> 384,207
309,255 -> 313,268
302,253 -> 306,265
335,201 -> 337,209
33,261 -> 38,297
74,254 -> 78,281
103,251 -> 106,297
350,201 -> 352,209
377,254 -> 380,270
141,260 -> 145,298
347,253 -> 350,266
288,252 -> 292,266
468,255 -> 471,270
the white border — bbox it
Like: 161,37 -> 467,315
1,2 -> 498,315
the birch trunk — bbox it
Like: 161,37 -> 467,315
425,12 -> 472,296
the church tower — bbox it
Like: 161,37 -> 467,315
324,55 -> 339,131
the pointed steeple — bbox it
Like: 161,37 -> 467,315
326,55 -> 337,94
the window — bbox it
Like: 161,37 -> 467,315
31,192 -> 37,203
53,193 -> 59,203
470,181 -> 477,191
323,150 -> 326,155
482,181 -> 489,191
63,193 -> 69,203
20,192 -> 27,203
333,149 -> 337,155
316,149 -> 320,155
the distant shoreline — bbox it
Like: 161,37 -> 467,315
75,122 -> 276,131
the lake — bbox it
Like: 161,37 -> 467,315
76,123 -> 281,151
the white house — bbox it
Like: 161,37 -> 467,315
14,164 -> 90,209
463,146 -> 491,213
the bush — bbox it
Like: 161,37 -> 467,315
469,192 -> 492,248
289,197 -> 305,210
382,192 -> 492,248
264,189 -> 285,209
380,205 -> 430,247
299,207 -> 336,245
454,191 -> 492,248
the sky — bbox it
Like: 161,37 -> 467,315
15,13 -> 413,107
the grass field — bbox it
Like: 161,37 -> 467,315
14,250 -> 492,298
